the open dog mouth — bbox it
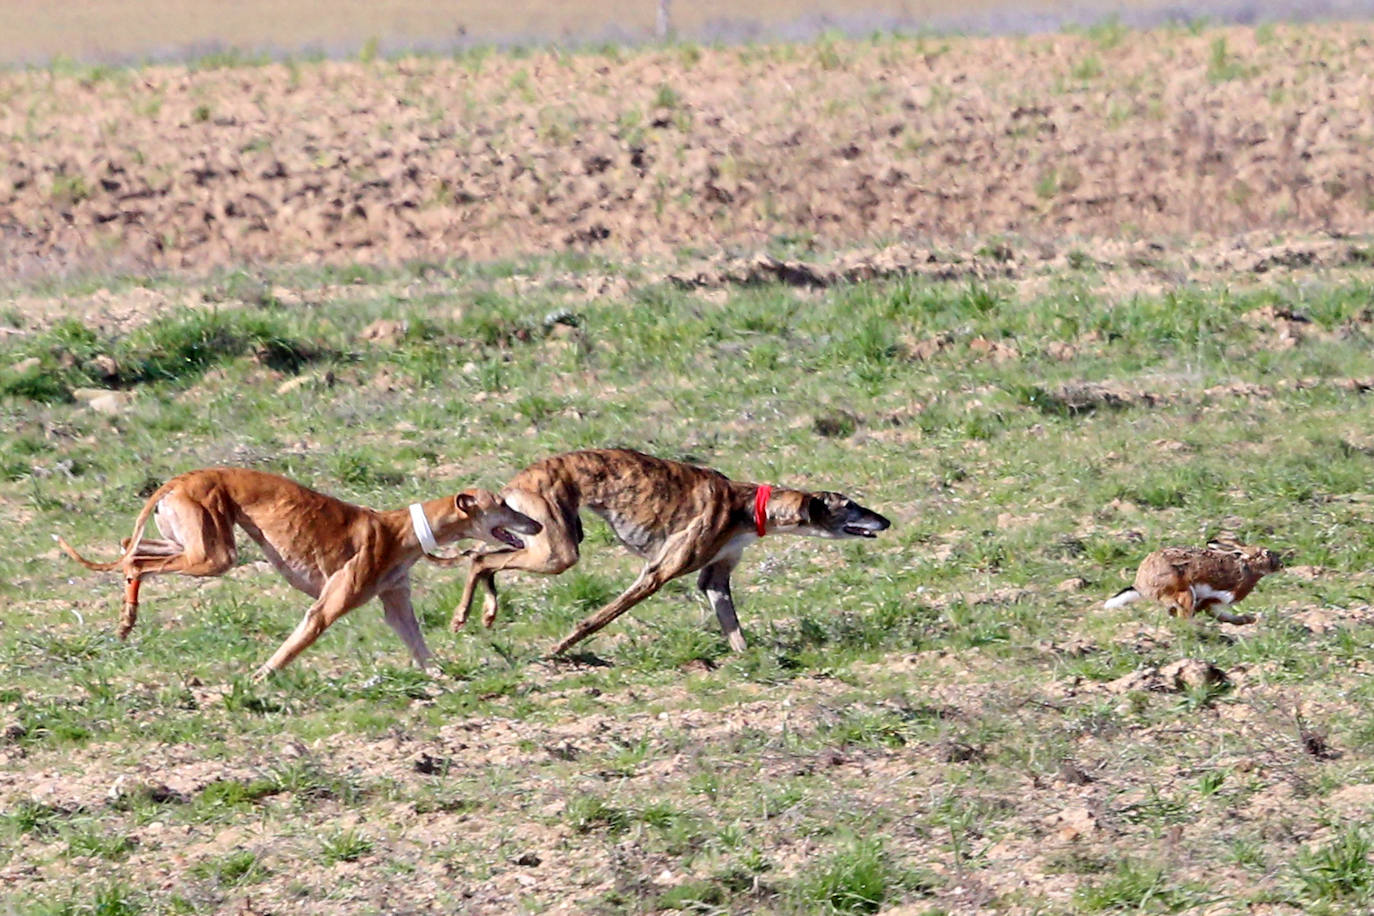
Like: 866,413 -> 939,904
492,526 -> 525,549
842,525 -> 879,538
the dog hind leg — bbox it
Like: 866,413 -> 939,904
125,539 -> 186,557
551,525 -> 706,656
116,495 -> 237,639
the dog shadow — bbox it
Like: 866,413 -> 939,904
542,650 -> 614,669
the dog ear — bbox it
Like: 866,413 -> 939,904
803,495 -> 824,524
454,492 -> 479,515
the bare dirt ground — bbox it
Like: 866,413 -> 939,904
0,0 -> 1065,62
9,0 -> 1374,64
3,23 -> 1374,282
4,643 -> 1369,914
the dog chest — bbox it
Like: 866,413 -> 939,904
707,530 -> 758,567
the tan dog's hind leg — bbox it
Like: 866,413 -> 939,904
120,577 -> 142,639
379,585 -> 433,669
122,539 -> 184,557
698,558 -> 747,652
117,494 -> 237,638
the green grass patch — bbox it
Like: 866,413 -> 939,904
4,244 -> 1374,913
1292,828 -> 1374,906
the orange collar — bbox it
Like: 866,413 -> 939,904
753,484 -> 772,537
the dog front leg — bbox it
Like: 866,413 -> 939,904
380,585 -> 433,670
697,559 -> 747,652
254,558 -> 369,680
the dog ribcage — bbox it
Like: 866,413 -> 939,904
236,516 -> 324,597
590,506 -> 661,558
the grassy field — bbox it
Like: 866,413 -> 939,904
2,240 -> 1374,912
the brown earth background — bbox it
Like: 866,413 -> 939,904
3,12 -> 1374,282
8,0 -> 1374,64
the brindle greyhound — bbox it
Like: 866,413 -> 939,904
448,448 -> 890,655
55,467 -> 540,678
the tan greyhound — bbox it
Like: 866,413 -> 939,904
55,467 -> 540,678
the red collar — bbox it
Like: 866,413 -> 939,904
753,484 -> 772,537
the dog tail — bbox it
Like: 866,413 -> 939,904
53,479 -> 175,572
1103,586 -> 1141,610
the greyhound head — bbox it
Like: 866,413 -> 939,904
789,490 -> 891,540
451,490 -> 543,550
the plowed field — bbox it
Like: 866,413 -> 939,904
4,23 -> 1373,281
0,0 -> 1094,63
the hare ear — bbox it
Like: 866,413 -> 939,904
454,492 -> 480,515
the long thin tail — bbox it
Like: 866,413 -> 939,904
53,479 -> 176,572
1104,586 -> 1141,610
